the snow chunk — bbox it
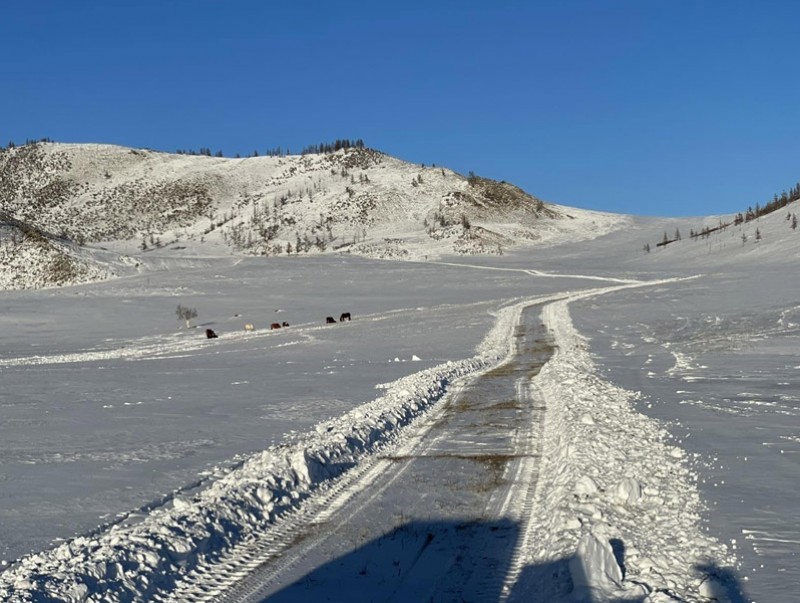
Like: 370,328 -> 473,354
570,528 -> 649,602
580,413 -> 595,425
612,477 -> 643,506
669,447 -> 685,459
569,528 -> 623,596
698,575 -> 732,601
172,497 -> 190,510
574,475 -> 600,499
564,517 -> 582,531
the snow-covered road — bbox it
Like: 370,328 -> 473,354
157,275 -> 739,603
161,303 -> 553,602
0,260 -> 741,602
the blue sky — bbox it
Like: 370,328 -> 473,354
3,1 -> 799,216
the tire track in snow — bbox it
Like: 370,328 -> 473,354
156,363 -> 490,603
503,275 -> 735,602
167,303 -> 554,602
430,260 -> 641,284
497,379 -> 548,601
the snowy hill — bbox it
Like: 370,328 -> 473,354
0,213 -> 118,290
0,142 -> 624,288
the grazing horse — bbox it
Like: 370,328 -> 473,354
244,323 -> 255,332
326,316 -> 337,324
270,323 -> 282,330
281,321 -> 290,327
205,329 -> 218,339
340,312 -> 351,322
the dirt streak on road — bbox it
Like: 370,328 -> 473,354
163,303 -> 553,603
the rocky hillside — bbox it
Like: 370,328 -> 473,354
0,142 -> 626,288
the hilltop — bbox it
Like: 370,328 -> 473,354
0,142 -> 624,289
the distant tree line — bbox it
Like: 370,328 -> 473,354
689,222 -> 729,240
1,136 -> 367,159
3,137 -> 54,150
175,147 -> 225,157
263,147 -> 288,157
300,139 -> 365,155
646,179 -> 800,252
732,182 -> 800,225
174,138 -> 366,159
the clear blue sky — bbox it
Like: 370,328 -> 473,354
3,1 -> 799,216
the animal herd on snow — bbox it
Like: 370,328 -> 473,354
204,312 -> 352,338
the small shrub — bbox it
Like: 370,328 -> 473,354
176,304 -> 198,328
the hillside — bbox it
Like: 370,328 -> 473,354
0,142 -> 624,289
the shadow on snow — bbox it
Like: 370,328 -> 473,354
262,519 -> 519,602
260,520 -> 749,603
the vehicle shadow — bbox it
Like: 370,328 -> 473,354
260,521 -> 749,603
261,518 -> 520,602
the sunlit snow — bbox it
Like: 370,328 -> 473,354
2,144 -> 799,601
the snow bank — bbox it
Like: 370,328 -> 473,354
0,298 -> 529,602
517,287 -> 736,601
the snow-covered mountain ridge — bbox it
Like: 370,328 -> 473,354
0,142 -> 624,288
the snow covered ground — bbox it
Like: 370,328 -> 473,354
2,188 -> 800,600
571,267 -> 800,603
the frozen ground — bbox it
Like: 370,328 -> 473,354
2,198 -> 800,601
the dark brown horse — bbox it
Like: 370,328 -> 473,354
270,323 -> 282,330
340,312 -> 351,322
326,316 -> 336,324
205,329 -> 218,339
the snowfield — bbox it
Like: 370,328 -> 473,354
0,267 -> 740,602
2,144 -> 800,601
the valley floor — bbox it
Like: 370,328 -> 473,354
1,240 -> 795,602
